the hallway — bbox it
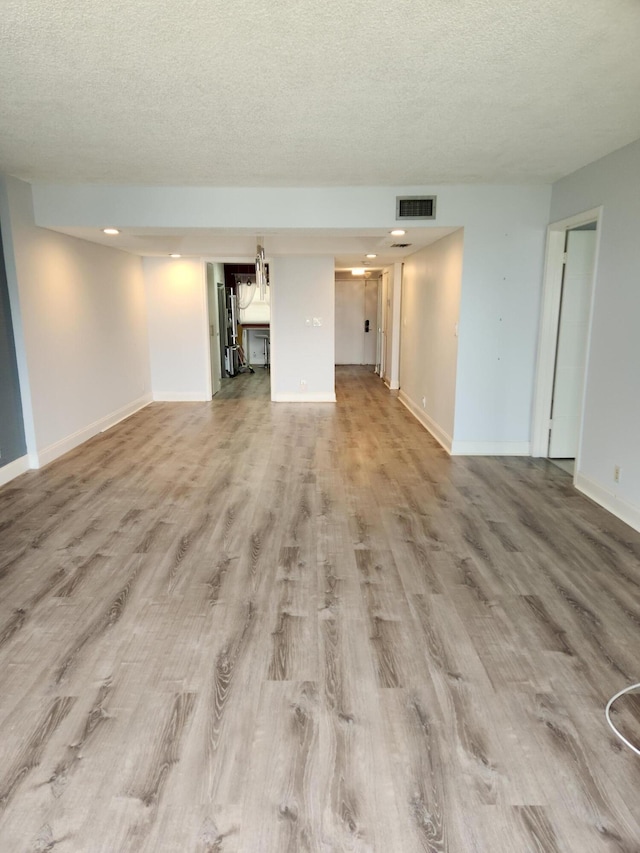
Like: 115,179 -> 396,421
0,367 -> 638,851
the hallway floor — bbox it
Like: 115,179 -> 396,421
0,366 -> 639,851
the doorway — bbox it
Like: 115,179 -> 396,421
532,208 -> 602,473
335,275 -> 379,365
205,261 -> 272,400
206,262 -> 223,397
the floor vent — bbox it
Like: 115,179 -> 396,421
396,196 -> 436,219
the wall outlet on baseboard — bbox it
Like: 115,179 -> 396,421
300,379 -> 307,391
614,465 -> 621,483
421,396 -> 426,409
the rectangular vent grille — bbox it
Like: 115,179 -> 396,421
391,243 -> 411,248
396,196 -> 436,219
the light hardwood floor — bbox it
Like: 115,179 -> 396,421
0,366 -> 639,852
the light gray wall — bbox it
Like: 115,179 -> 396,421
270,256 -> 335,401
399,230 -> 463,448
143,257 -> 209,401
550,137 -> 640,524
30,182 -> 551,442
452,190 -> 551,450
0,176 -> 151,468
0,222 -> 26,467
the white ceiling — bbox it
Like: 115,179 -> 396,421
50,225 -> 460,267
1,0 -> 640,187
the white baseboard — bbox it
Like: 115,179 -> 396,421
575,472 -> 640,534
272,392 -> 336,403
35,394 -> 152,468
153,392 -> 210,402
398,391 -> 453,453
0,455 -> 30,488
451,440 -> 531,456
397,391 -> 531,457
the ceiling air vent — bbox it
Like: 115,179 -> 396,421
391,243 -> 411,248
396,196 -> 436,220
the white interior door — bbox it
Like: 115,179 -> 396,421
548,229 -> 596,458
335,280 -> 365,364
335,279 -> 379,365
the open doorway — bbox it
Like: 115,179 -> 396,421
206,261 -> 271,399
532,208 -> 601,475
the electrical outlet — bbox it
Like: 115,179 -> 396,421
421,396 -> 426,409
614,465 -> 621,483
300,379 -> 307,391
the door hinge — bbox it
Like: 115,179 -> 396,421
562,252 -> 568,264
549,419 -> 553,429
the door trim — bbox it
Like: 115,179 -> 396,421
531,206 -> 603,464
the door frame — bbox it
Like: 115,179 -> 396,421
202,256 -> 273,398
531,206 -> 603,464
205,263 -> 222,397
376,271 -> 386,377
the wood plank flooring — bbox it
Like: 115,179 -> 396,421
0,365 -> 639,851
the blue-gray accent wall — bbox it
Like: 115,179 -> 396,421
0,221 -> 26,467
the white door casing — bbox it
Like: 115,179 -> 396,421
549,229 -> 597,457
363,279 -> 379,366
531,207 -> 602,462
206,263 -> 222,396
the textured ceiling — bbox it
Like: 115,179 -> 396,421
1,0 -> 640,186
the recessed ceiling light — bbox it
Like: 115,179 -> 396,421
169,253 -> 181,258
366,254 -> 377,258
390,229 -> 406,236
352,268 -> 366,276
103,228 -> 120,235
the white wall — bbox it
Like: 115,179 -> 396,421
143,258 -> 210,401
270,256 -> 335,402
31,182 -> 552,442
380,268 -> 390,382
399,230 -> 463,450
549,138 -> 640,530
0,176 -> 151,468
